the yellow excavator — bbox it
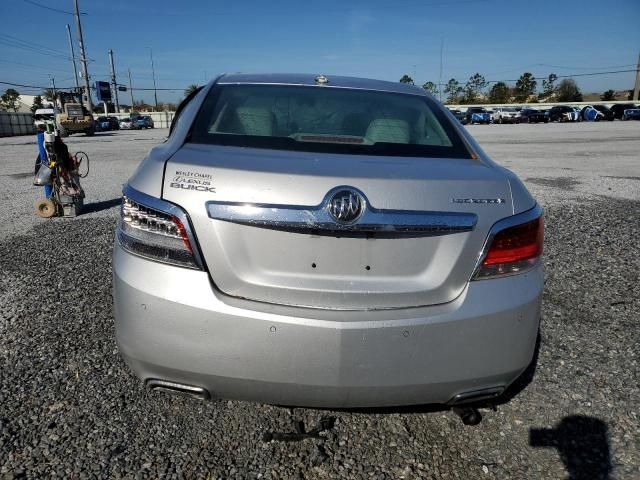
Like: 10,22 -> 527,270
55,91 -> 95,137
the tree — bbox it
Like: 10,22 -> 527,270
0,88 -> 20,112
422,81 -> 438,96
488,82 -> 510,104
601,89 -> 616,101
133,99 -> 152,112
184,84 -> 200,97
444,78 -> 463,103
541,73 -> 557,98
30,95 -> 44,113
514,72 -> 537,102
399,74 -> 414,85
42,88 -> 56,103
556,79 -> 583,102
461,73 -> 486,104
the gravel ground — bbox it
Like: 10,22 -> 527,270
0,123 -> 639,479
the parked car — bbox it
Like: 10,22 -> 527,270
113,73 -> 543,410
447,108 -> 465,123
464,107 -> 491,124
107,116 -> 120,130
518,108 -> 549,123
96,116 -> 111,131
580,105 -> 614,121
119,117 -> 138,130
491,107 -> 519,124
135,115 -> 154,129
622,105 -> 640,120
548,105 -> 580,122
609,103 -> 640,120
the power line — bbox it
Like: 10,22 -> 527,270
0,80 -> 181,91
537,63 -> 636,70
3,68 -> 636,93
0,59 -> 70,74
0,34 -> 69,57
437,69 -> 638,86
0,36 -> 70,61
22,0 -> 87,15
0,81 -> 56,89
489,69 -> 638,83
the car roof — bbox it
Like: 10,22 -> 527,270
216,73 -> 427,96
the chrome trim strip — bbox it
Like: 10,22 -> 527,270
216,81 -> 427,97
146,379 -> 210,400
121,184 -> 205,269
470,203 -> 543,279
206,187 -> 477,236
447,386 -> 505,405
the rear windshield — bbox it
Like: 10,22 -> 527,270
190,84 -> 471,158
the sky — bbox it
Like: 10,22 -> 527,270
1,0 -> 639,105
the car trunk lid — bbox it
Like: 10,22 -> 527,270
163,144 -> 513,310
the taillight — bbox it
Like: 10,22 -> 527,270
117,193 -> 201,269
473,214 -> 543,280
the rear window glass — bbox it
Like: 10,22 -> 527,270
190,84 -> 471,158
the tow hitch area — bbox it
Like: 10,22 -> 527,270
262,416 -> 336,443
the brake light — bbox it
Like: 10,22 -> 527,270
473,215 -> 543,279
117,195 -> 200,269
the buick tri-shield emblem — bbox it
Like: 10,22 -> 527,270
328,189 -> 364,224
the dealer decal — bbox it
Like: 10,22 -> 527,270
169,170 -> 216,193
451,198 -> 505,204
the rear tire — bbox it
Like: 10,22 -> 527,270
35,198 -> 57,218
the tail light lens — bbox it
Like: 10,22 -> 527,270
117,194 -> 201,269
473,213 -> 543,280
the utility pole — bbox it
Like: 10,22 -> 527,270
128,68 -> 135,111
74,0 -> 93,113
439,38 -> 444,102
108,49 -> 120,113
66,24 -> 80,91
147,47 -> 158,110
49,75 -> 57,106
633,51 -> 640,101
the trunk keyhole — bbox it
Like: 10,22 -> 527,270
365,265 -> 371,271
311,263 -> 317,269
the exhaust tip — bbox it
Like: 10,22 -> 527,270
448,386 -> 504,406
146,379 -> 210,401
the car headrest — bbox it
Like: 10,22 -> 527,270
235,106 -> 275,136
365,118 -> 410,144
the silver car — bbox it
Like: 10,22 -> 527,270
114,73 -> 543,409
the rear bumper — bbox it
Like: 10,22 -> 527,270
113,244 -> 542,408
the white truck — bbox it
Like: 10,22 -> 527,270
33,107 -> 59,130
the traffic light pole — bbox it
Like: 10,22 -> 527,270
128,68 -> 135,111
633,51 -> 640,101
